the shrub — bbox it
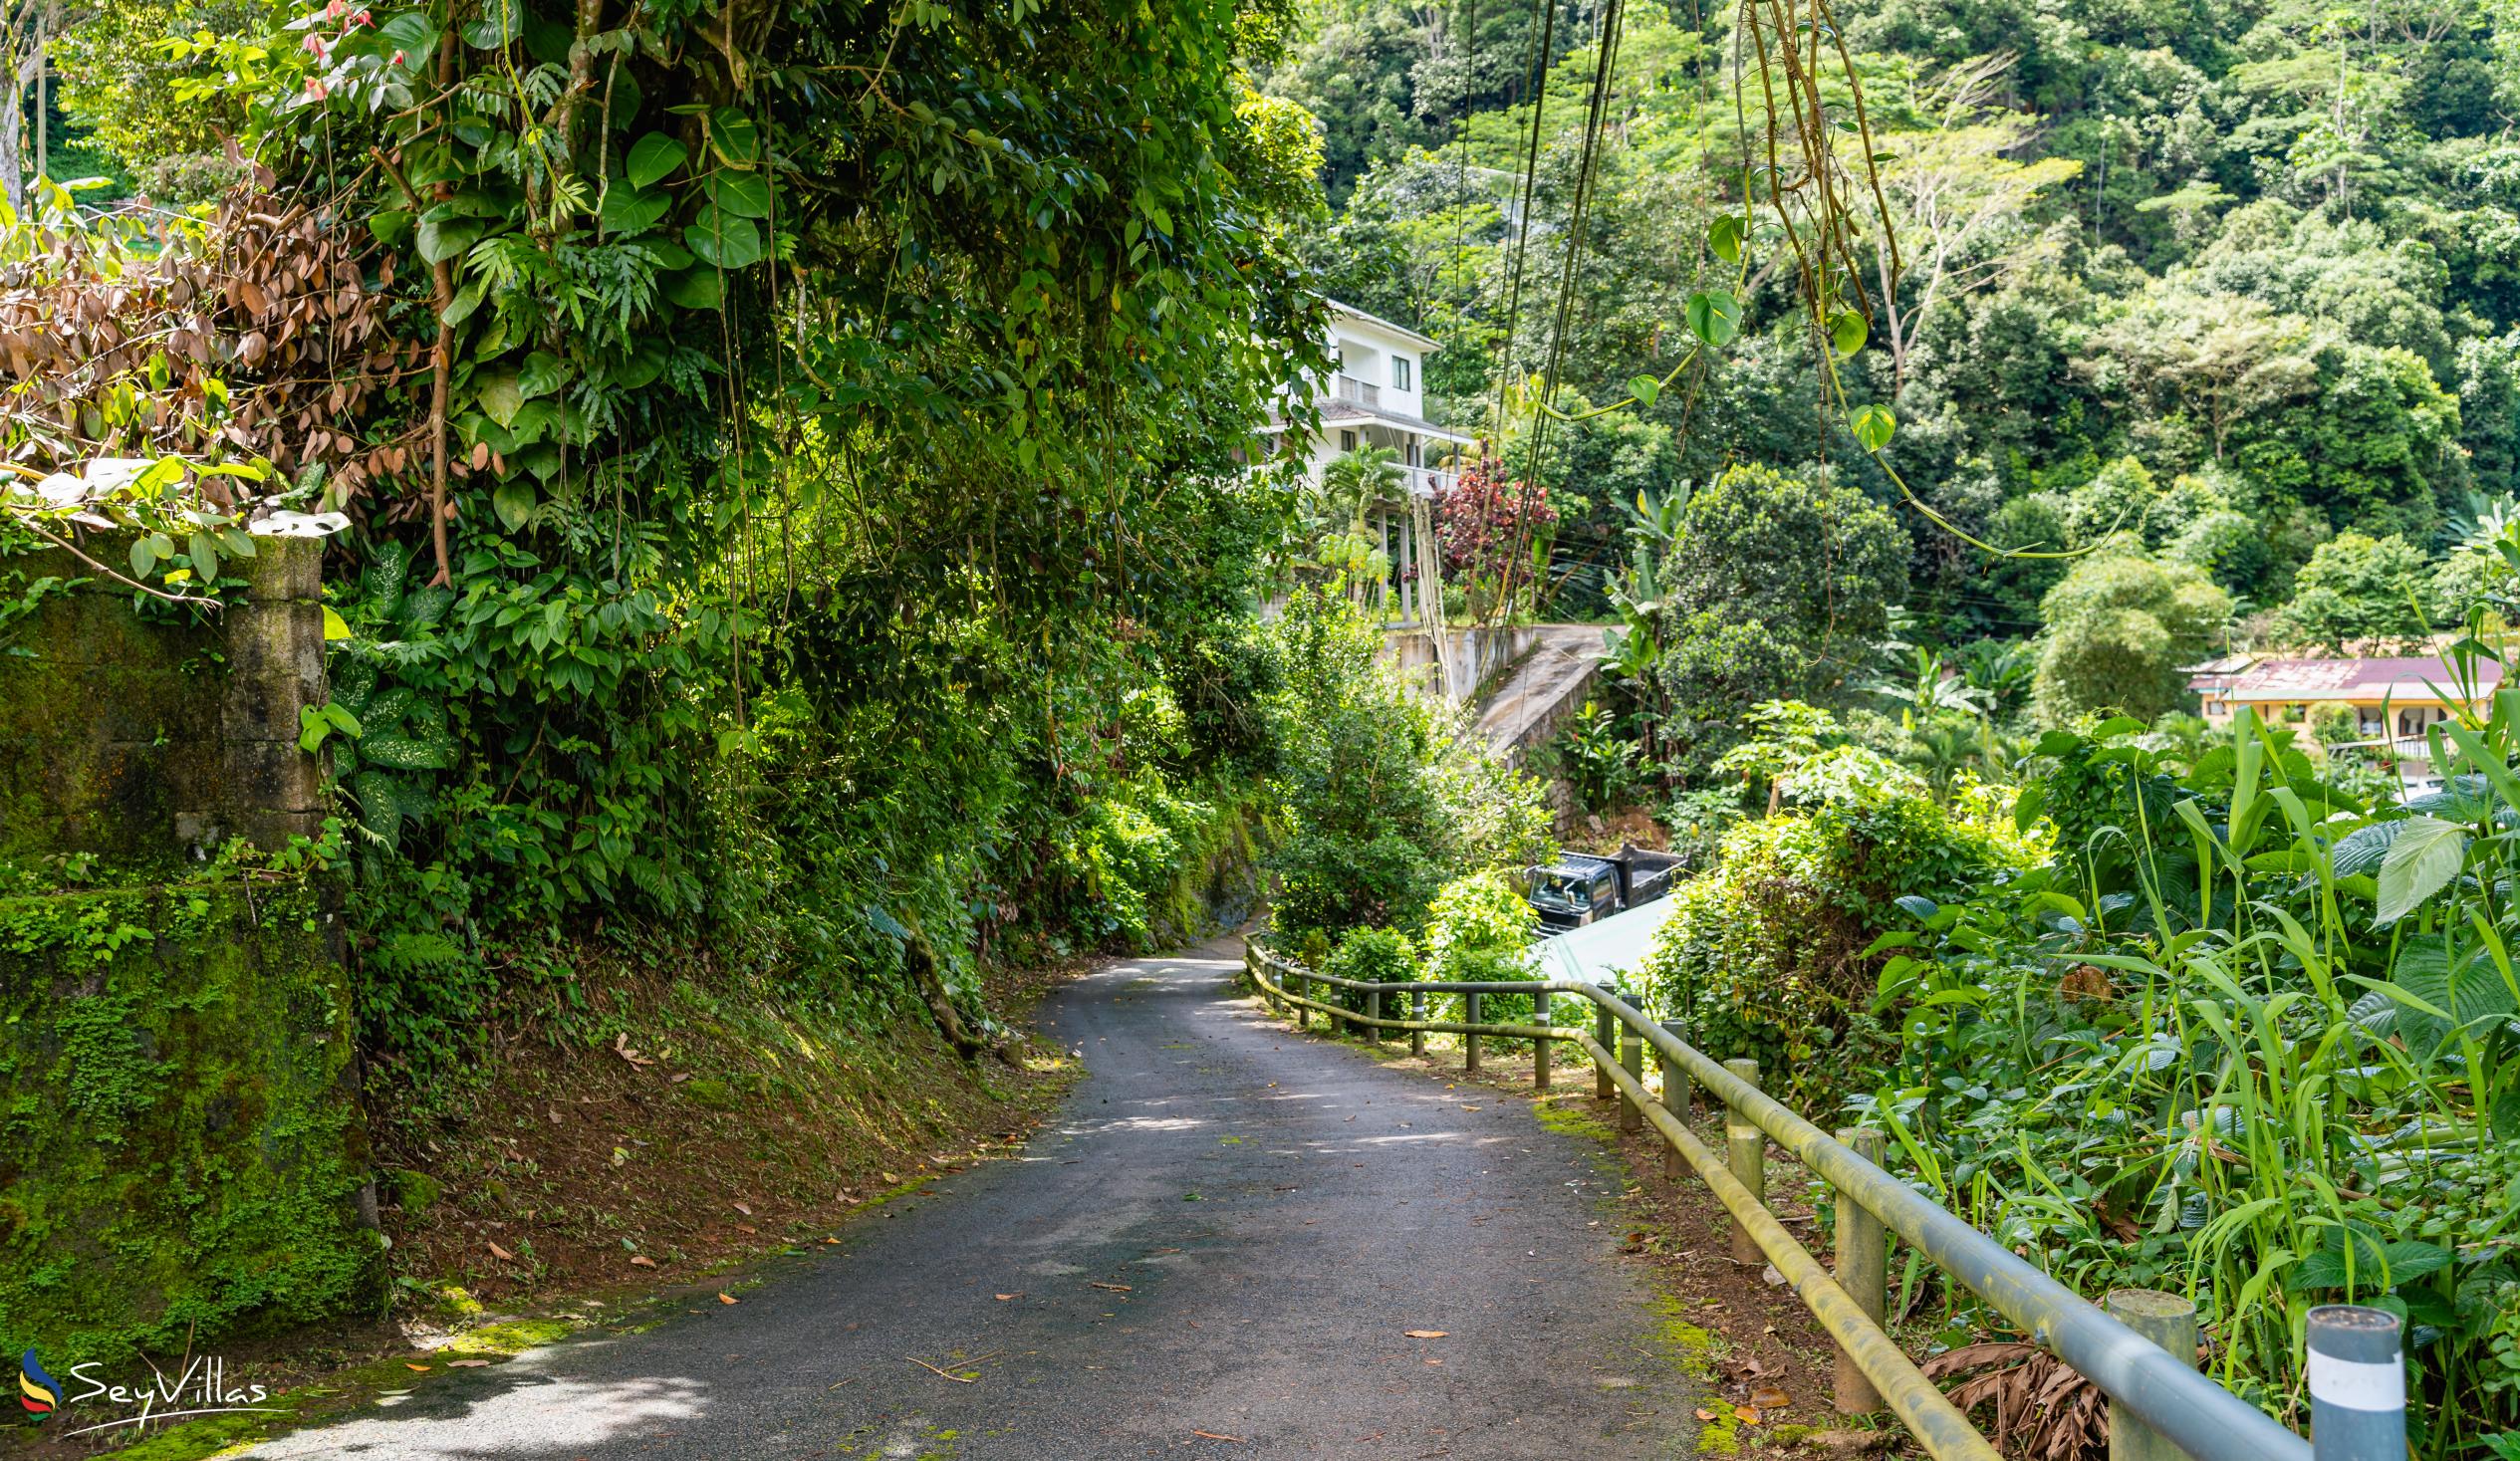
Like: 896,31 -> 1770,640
1323,925 -> 1418,1020
1425,868 -> 1540,1029
1261,590 -> 1554,941
1637,745 -> 2037,1109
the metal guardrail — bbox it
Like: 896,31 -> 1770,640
1243,943 -> 2409,1461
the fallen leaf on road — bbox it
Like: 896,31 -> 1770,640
486,1240 -> 515,1262
880,1172 -> 900,1184
718,1293 -> 739,1305
629,1255 -> 657,1269
1423,1357 -> 1442,1365
1404,1330 -> 1447,1339
823,1237 -> 842,1245
446,1359 -> 490,1368
612,1033 -> 653,1068
1460,1105 -> 1481,1111
1696,1409 -> 1719,1422
1089,1282 -> 1133,1293
405,1363 -> 430,1372
1751,1387 -> 1791,1408
1191,1431 -> 1242,1442
1735,1405 -> 1762,1425
994,1293 -> 1023,1301
732,1201 -> 753,1216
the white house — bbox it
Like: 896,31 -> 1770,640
1264,301 -> 1476,623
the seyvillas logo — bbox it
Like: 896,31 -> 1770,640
11,1351 -> 280,1437
18,1349 -> 57,1416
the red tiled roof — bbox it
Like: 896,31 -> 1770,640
2222,655 -> 2500,703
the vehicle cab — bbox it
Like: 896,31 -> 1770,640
1529,854 -> 1620,931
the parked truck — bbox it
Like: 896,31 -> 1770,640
1525,844 -> 1683,932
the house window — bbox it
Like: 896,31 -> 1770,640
1340,429 -> 1358,453
1405,440 -> 1420,467
1392,356 -> 1412,391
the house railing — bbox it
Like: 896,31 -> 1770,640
1333,374 -> 1381,408
1242,942 -> 2406,1461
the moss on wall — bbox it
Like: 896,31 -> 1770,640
0,873 -> 384,1362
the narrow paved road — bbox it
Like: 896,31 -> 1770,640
255,942 -> 1694,1459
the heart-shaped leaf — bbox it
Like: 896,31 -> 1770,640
710,108 -> 762,166
707,169 -> 773,220
474,369 -> 525,429
626,132 -> 688,190
1851,402 -> 1895,451
601,186 -> 671,236
1828,309 -> 1869,357
1684,290 -> 1740,348
492,478 -> 537,532
685,211 -> 763,270
1708,214 -> 1747,263
1628,373 -> 1660,407
662,268 -> 723,311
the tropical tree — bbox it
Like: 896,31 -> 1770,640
2032,549 -> 2233,723
2270,531 -> 2432,651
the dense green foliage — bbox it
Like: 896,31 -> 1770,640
1636,710 -> 2037,1108
0,867 -> 381,1363
1266,0 -> 2520,795
1260,589 -> 1552,941
64,0 -> 1351,1087
1642,684 -> 2520,1452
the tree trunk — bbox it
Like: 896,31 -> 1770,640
1,63 -> 23,213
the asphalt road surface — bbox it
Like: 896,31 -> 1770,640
254,940 -> 1695,1459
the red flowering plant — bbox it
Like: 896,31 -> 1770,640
1432,457 -> 1557,617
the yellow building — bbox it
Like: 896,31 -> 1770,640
2187,654 -> 2502,797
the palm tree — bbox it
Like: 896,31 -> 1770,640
1305,446 -> 1409,607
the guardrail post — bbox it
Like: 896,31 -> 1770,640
1534,990 -> 1553,1091
1656,1023 -> 1689,1182
1464,992 -> 1482,1075
1619,1030 -> 1644,1132
2308,1305 -> 2406,1461
1834,1127 -> 1889,1415
1366,987 -> 1383,1044
1595,1003 -> 1617,1101
1723,1058 -> 1764,1266
2104,1290 -> 2199,1461
1410,989 -> 1426,1059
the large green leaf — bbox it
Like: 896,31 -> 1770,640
473,369 -> 525,429
2375,815 -> 2468,925
707,170 -> 773,220
685,211 -> 763,269
1682,290 -> 1740,348
709,109 -> 762,166
415,215 -> 484,264
2388,933 -> 2517,1054
600,185 -> 671,235
2328,820 -> 2404,877
491,479 -> 537,532
661,268 -> 723,311
626,133 -> 688,189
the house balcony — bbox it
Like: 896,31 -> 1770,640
1333,374 -> 1382,408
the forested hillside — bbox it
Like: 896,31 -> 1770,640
1263,0 -> 2518,690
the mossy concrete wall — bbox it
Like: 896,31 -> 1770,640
0,536 -> 381,1362
0,878 -> 383,1360
0,537 -> 326,862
